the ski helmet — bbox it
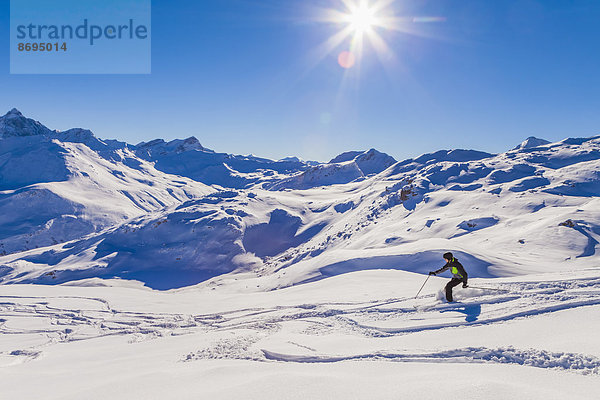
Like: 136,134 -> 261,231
443,252 -> 453,260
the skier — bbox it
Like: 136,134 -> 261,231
429,252 -> 468,302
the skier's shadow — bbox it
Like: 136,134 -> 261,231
440,304 -> 481,322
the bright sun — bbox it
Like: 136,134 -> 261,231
345,3 -> 379,33
311,0 -> 446,71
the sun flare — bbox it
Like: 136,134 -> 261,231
309,0 -> 446,73
326,0 -> 394,68
345,2 -> 380,34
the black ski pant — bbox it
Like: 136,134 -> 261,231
445,278 -> 463,302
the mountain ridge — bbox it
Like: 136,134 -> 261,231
0,109 -> 599,290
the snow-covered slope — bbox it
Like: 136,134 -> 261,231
253,136 -> 600,288
1,270 -> 599,399
0,110 -> 213,255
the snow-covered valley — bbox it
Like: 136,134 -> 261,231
1,108 -> 599,398
2,271 -> 599,399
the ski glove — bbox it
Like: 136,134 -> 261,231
429,271 -> 436,276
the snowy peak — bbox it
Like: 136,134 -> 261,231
280,156 -> 301,162
354,148 -> 397,175
180,136 -> 207,152
135,136 -> 213,156
329,149 -> 396,174
269,161 -> 365,190
0,109 -> 107,150
329,151 -> 365,164
6,108 -> 23,117
329,148 -> 396,174
279,156 -> 319,166
513,136 -> 551,150
0,108 -> 54,138
270,149 -> 395,190
55,128 -> 109,150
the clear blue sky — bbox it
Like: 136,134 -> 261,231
1,0 -> 599,161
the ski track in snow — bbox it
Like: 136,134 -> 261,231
2,277 -> 600,374
261,347 -> 600,375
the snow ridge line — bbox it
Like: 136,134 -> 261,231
262,346 -> 600,374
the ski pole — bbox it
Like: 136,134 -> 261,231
467,285 -> 509,293
415,275 -> 431,299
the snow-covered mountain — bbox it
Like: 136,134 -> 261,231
269,149 -> 397,190
0,110 -> 214,255
0,110 -> 316,257
134,136 -> 312,188
0,109 -> 599,292
0,108 -> 54,138
513,136 -> 552,150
